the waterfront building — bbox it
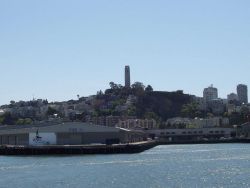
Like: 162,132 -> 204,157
203,85 -> 218,103
117,119 -> 157,130
166,117 -> 192,128
125,65 -> 131,88
166,117 -> 229,129
237,84 -> 248,104
146,127 -> 235,142
192,117 -> 229,128
236,122 -> 250,138
0,122 -> 145,146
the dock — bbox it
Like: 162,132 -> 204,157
1,139 -> 250,155
0,141 -> 158,155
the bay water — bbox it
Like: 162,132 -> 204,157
0,144 -> 250,188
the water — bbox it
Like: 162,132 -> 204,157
0,144 -> 250,188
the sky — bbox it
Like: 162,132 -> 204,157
0,0 -> 250,105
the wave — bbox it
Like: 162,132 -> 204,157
196,155 -> 250,162
142,147 -> 247,155
78,158 -> 165,166
0,164 -> 49,171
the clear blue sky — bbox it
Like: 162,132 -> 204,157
0,0 -> 250,105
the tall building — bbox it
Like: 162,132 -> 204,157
203,85 -> 218,103
125,66 -> 131,88
227,93 -> 238,102
237,84 -> 248,104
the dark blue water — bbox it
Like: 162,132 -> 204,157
0,144 -> 250,188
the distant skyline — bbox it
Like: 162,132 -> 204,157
0,0 -> 250,105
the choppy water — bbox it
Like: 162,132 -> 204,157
0,144 -> 250,188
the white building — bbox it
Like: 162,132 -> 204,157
203,85 -> 218,103
207,99 -> 225,115
166,117 -> 192,128
227,93 -> 239,102
166,117 -> 229,129
146,127 -> 235,141
192,117 -> 229,128
117,119 -> 157,130
227,104 -> 241,115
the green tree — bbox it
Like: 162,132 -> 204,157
16,118 -> 25,125
1,112 -> 16,125
145,85 -> 153,92
131,82 -> 145,96
109,82 -> 119,90
131,82 -> 145,90
46,107 -> 58,116
24,118 -> 33,124
181,102 -> 199,118
127,106 -> 136,116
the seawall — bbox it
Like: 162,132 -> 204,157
0,141 -> 158,155
1,139 -> 250,155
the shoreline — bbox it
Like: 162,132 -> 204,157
0,141 -> 158,155
0,139 -> 250,155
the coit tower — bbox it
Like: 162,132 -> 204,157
125,66 -> 131,88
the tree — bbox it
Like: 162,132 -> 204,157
145,85 -> 153,92
240,106 -> 250,123
16,118 -> 33,125
181,102 -> 199,118
46,107 -> 58,116
127,106 -> 136,116
131,82 -> 145,96
97,90 -> 104,96
109,82 -> 119,90
144,111 -> 159,120
1,112 -> 16,125
10,100 -> 15,105
131,82 -> 145,90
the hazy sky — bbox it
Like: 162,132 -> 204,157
0,0 -> 250,105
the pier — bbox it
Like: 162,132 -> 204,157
1,139 -> 250,155
0,141 -> 158,155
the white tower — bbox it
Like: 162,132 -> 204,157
125,66 -> 130,88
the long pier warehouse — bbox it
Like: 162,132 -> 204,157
0,122 -> 146,146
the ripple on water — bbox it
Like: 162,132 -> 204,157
0,144 -> 250,188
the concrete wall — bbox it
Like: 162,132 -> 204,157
0,134 -> 29,145
56,132 -> 123,145
0,122 -> 145,145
